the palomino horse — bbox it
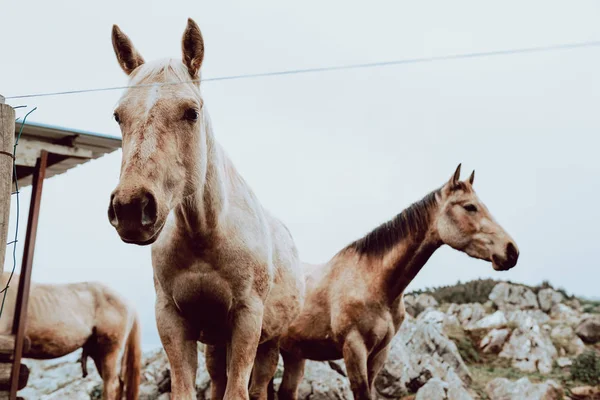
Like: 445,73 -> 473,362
0,272 -> 141,399
276,164 -> 520,400
108,18 -> 305,400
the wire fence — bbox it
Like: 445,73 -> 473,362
0,38 -> 598,322
5,39 -> 600,100
0,107 -> 37,321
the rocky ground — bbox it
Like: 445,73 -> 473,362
19,280 -> 600,400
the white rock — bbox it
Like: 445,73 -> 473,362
550,304 -> 580,327
445,314 -> 462,330
415,378 -> 447,400
375,317 -> 471,398
480,329 -> 510,353
418,309 -> 447,326
556,357 -> 572,367
486,377 -> 563,400
415,377 -> 474,400
506,309 -> 550,330
405,293 -> 439,317
411,293 -> 439,316
419,309 -> 460,331
550,325 -> 586,356
404,294 -> 417,317
564,298 -> 582,312
537,288 -> 564,312
489,282 -> 539,310
295,361 -> 352,400
446,303 -> 487,328
542,324 -> 552,335
447,385 -> 474,400
499,325 -> 557,374
466,310 -> 507,331
20,351 -> 102,400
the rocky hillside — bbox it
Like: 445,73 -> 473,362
19,280 -> 600,400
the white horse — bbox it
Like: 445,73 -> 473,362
108,18 -> 305,400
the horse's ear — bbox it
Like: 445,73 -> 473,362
112,25 -> 145,75
182,18 -> 205,79
448,163 -> 462,188
468,170 -> 475,186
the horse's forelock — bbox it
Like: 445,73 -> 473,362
123,59 -> 200,100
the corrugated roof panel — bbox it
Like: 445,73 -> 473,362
13,121 -> 122,188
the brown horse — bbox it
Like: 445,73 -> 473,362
0,272 -> 141,399
277,164 -> 520,400
108,18 -> 305,400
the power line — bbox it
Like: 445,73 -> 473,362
6,40 -> 600,100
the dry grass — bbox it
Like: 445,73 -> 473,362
445,324 -> 596,399
468,360 -> 591,400
444,325 -> 481,364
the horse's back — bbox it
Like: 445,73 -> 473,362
80,281 -> 136,337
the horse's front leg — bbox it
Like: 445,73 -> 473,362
277,349 -> 306,400
343,330 -> 371,400
224,299 -> 264,400
367,344 -> 390,395
206,344 -> 228,400
249,339 -> 280,400
156,296 -> 198,400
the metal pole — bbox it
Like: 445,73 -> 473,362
9,151 -> 47,399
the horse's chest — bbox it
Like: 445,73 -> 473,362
164,267 -> 234,343
171,269 -> 233,313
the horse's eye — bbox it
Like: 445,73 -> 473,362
463,204 -> 478,213
113,112 -> 121,124
184,108 -> 199,122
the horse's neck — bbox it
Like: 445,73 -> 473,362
382,216 -> 441,305
175,108 -> 239,237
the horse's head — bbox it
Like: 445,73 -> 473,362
435,164 -> 519,271
108,19 -> 206,245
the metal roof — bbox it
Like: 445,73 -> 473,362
14,121 -> 121,188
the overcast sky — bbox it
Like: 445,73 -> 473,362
2,1 -> 600,349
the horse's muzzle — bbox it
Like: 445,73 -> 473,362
492,242 -> 519,271
108,187 -> 161,245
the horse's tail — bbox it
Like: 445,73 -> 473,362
122,313 -> 142,400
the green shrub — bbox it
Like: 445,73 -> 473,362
531,280 -> 572,299
580,297 -> 600,314
445,325 -> 480,363
90,384 -> 103,400
571,350 -> 600,385
409,278 -> 584,306
409,279 -> 502,305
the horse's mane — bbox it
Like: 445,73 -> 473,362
344,188 -> 441,257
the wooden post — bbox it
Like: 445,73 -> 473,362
9,151 -> 47,400
0,96 -> 15,276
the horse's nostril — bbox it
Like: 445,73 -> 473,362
108,193 -> 118,226
141,192 -> 157,227
108,188 -> 158,231
506,242 -> 519,263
